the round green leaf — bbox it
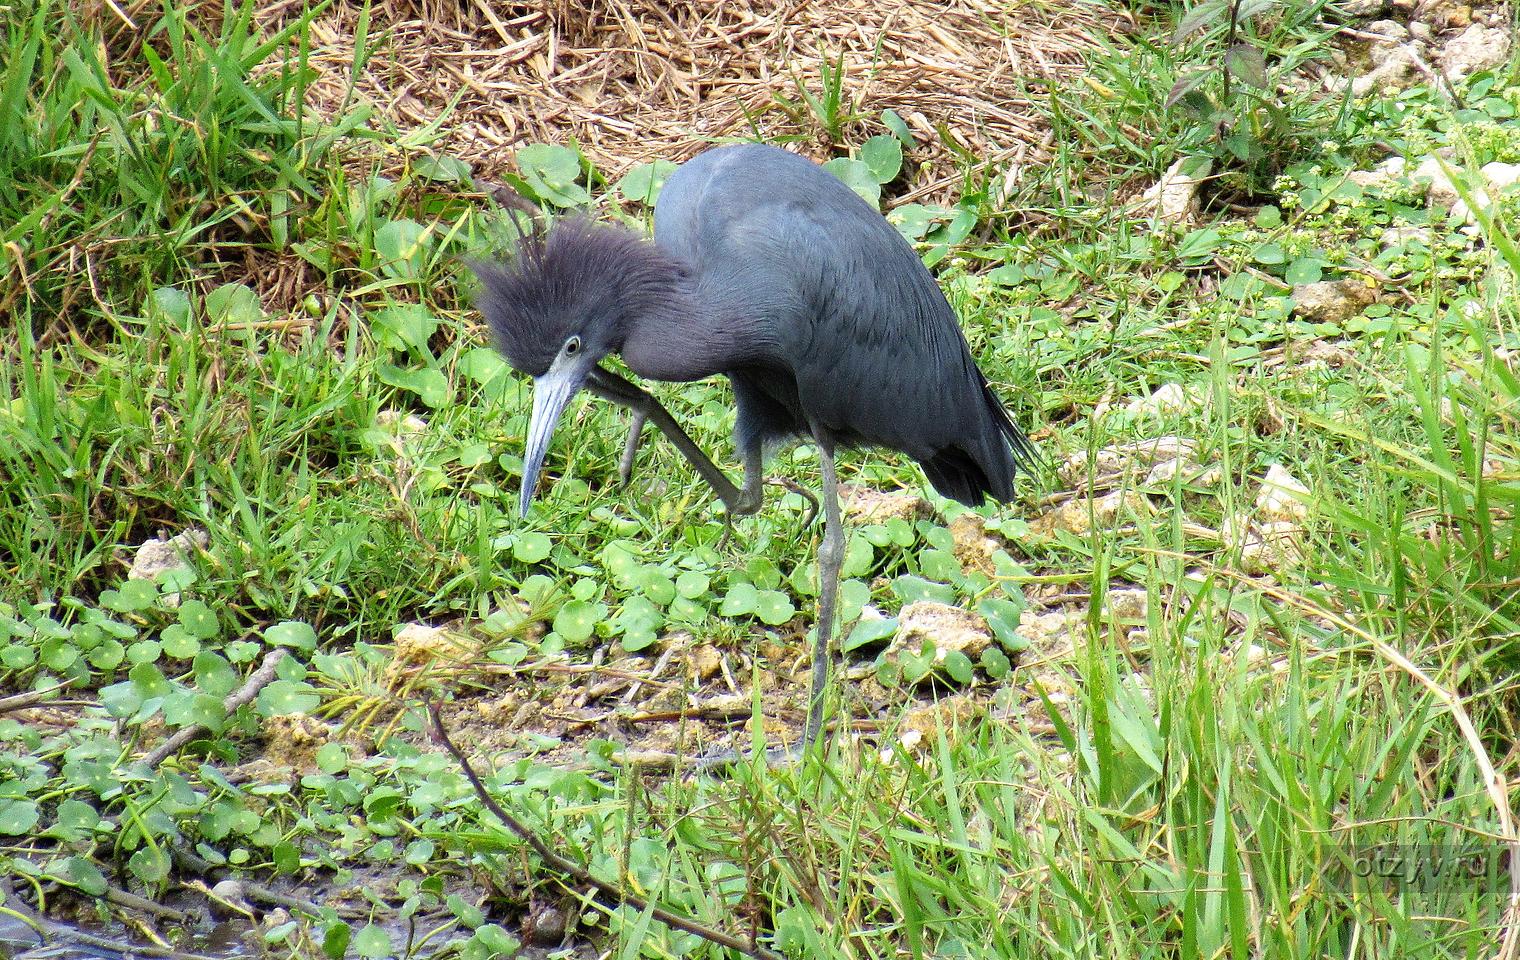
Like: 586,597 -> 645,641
513,533 -> 552,564
257,679 -> 320,717
552,600 -> 603,643
675,570 -> 709,599
823,157 -> 882,208
942,649 -> 975,684
63,856 -> 108,896
194,651 -> 239,698
377,363 -> 450,408
861,135 -> 903,183
616,159 -> 678,205
374,219 -> 432,279
265,621 -> 318,652
720,582 -> 759,617
353,924 -> 393,959
372,303 -> 440,354
146,286 -> 192,326
516,144 -> 590,207
0,798 -> 39,835
159,624 -> 201,659
754,590 -> 796,626
204,283 -> 264,325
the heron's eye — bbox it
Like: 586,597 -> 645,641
564,336 -> 582,356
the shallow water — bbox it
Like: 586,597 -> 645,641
0,911 -> 256,960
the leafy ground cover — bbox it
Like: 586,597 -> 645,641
2,0 -> 1519,957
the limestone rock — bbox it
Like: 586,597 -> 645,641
386,622 -> 479,679
1142,157 -> 1210,223
1060,436 -> 1197,486
1030,490 -> 1148,537
1124,382 -> 1199,417
1351,46 -> 1421,96
1223,513 -> 1305,575
949,512 -> 1001,576
1451,162 -> 1520,224
1104,588 -> 1149,623
1014,607 -> 1083,649
1256,464 -> 1311,524
1347,155 -> 1407,190
689,643 -> 723,681
1438,23 -> 1512,81
1291,280 -> 1377,323
888,601 -> 993,661
128,528 -> 209,606
1412,154 -> 1461,208
841,484 -> 931,524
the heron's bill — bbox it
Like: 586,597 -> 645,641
519,359 -> 588,516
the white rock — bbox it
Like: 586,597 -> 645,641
1347,155 -> 1407,190
889,601 -> 993,663
1104,588 -> 1149,622
1142,157 -> 1211,224
1144,456 -> 1221,487
1451,162 -> 1520,224
1364,19 -> 1408,49
1223,513 -> 1304,575
841,484 -> 930,524
1060,436 -> 1198,486
1340,0 -> 1387,15
1014,608 -> 1082,649
1411,155 -> 1461,209
1351,46 -> 1421,96
1256,464 -> 1311,524
1124,382 -> 1197,417
128,528 -> 209,582
1380,224 -> 1433,247
1291,280 -> 1377,323
1030,490 -> 1149,537
128,528 -> 209,606
1438,23 -> 1512,81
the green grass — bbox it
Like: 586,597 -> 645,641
2,0 -> 1519,957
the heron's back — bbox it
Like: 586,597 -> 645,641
654,143 -> 1031,505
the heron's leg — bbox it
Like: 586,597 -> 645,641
802,437 -> 843,750
584,367 -> 749,513
717,446 -> 766,549
617,410 -> 647,486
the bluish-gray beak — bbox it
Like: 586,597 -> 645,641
519,357 -> 592,516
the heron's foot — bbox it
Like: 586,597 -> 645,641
767,477 -> 819,528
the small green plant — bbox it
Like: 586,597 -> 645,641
1163,0 -> 1327,195
772,46 -> 863,146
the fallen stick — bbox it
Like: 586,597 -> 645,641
425,699 -> 784,960
142,649 -> 287,767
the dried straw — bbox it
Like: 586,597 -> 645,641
280,0 -> 1110,201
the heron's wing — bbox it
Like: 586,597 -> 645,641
658,143 -> 1031,503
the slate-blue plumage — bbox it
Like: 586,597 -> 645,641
473,142 -> 1032,759
637,144 -> 1032,502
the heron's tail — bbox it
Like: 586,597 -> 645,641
919,377 -> 1033,507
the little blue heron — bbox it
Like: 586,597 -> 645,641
472,142 -> 1033,758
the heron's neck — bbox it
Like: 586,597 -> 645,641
619,267 -> 766,381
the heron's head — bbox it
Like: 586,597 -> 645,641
469,218 -> 686,515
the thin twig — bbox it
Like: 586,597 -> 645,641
170,842 -> 352,920
0,682 -> 72,716
425,699 -> 785,960
142,649 -> 287,767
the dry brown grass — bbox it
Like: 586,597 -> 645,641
279,0 -> 1113,200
